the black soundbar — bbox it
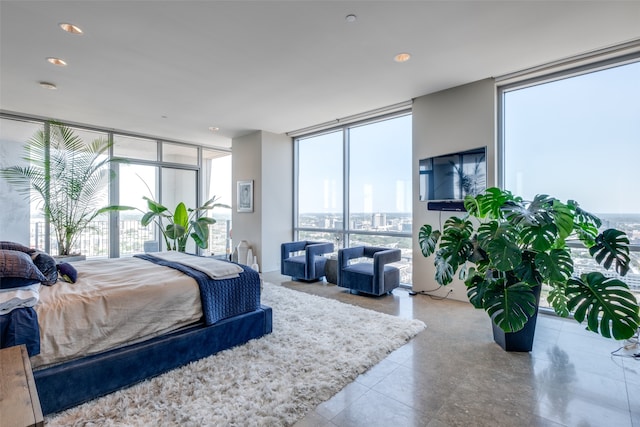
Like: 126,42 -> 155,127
427,200 -> 466,212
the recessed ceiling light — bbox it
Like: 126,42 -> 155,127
208,126 -> 220,132
59,23 -> 83,34
345,14 -> 357,23
39,81 -> 57,90
394,53 -> 411,63
47,57 -> 67,66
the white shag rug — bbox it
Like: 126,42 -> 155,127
46,282 -> 426,427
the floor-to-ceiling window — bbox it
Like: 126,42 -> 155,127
500,57 -> 640,306
0,114 -> 232,258
0,117 -> 43,246
296,130 -> 344,248
295,112 -> 413,284
202,149 -> 232,258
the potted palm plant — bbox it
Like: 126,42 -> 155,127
419,187 -> 640,351
1,122 -> 125,257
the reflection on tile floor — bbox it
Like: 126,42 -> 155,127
261,272 -> 640,427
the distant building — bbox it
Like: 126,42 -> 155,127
372,213 -> 386,228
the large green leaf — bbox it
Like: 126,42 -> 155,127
484,281 -> 539,333
197,217 -> 217,225
502,193 -> 555,229
534,249 -> 573,283
547,281 -> 570,317
550,199 -> 575,240
434,252 -> 455,285
190,219 -> 210,249
501,200 -> 535,228
144,196 -> 168,214
477,221 -> 521,271
141,211 -> 158,227
565,200 -> 600,247
439,217 -> 474,267
418,224 -> 441,257
465,269 -> 491,309
96,205 -> 135,215
566,272 -> 640,339
173,202 -> 189,229
165,223 -> 186,240
472,187 -> 515,219
520,223 -> 557,251
513,250 -> 541,286
589,229 -> 630,276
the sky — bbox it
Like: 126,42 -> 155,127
297,114 -> 412,214
298,58 -> 640,217
503,60 -> 640,214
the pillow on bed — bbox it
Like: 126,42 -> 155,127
57,262 -> 78,283
31,250 -> 58,286
0,241 -> 35,254
0,249 -> 46,289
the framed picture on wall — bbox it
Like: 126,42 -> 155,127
237,180 -> 253,212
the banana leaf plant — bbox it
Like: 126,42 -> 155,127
138,196 -> 229,252
419,187 -> 639,341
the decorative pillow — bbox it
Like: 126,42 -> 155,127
57,262 -> 78,283
0,249 -> 46,289
31,251 -> 58,286
0,241 -> 35,254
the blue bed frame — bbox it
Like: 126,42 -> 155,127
34,304 -> 272,415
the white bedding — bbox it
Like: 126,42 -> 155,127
31,257 -> 202,368
0,283 -> 39,315
150,251 -> 244,279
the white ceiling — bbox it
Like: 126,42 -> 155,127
1,1 -> 639,149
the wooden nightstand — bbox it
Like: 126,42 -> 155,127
0,345 -> 44,427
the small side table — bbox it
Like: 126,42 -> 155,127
324,256 -> 338,284
0,345 -> 44,427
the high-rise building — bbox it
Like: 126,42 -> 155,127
372,213 -> 386,228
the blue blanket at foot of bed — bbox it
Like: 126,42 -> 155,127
134,254 -> 261,325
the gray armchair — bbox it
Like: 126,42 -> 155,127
337,246 -> 401,296
281,241 -> 334,281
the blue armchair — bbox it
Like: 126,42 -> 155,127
281,241 -> 334,281
337,246 -> 401,296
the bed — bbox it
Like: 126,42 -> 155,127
0,247 -> 272,416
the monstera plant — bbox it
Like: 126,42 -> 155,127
419,187 -> 639,351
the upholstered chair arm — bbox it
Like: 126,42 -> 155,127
305,242 -> 334,257
281,241 -> 309,275
372,248 -> 401,292
281,241 -> 308,260
372,248 -> 401,266
304,242 -> 334,278
338,246 -> 365,268
337,246 -> 364,286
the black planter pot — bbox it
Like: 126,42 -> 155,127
491,284 -> 542,352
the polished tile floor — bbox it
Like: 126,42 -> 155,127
261,272 -> 640,427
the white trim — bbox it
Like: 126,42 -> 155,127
286,100 -> 413,137
496,38 -> 640,86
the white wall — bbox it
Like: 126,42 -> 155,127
232,131 -> 292,272
0,119 -> 37,245
412,78 -> 497,301
261,131 -> 293,271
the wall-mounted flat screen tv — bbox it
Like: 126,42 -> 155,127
419,147 -> 486,211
